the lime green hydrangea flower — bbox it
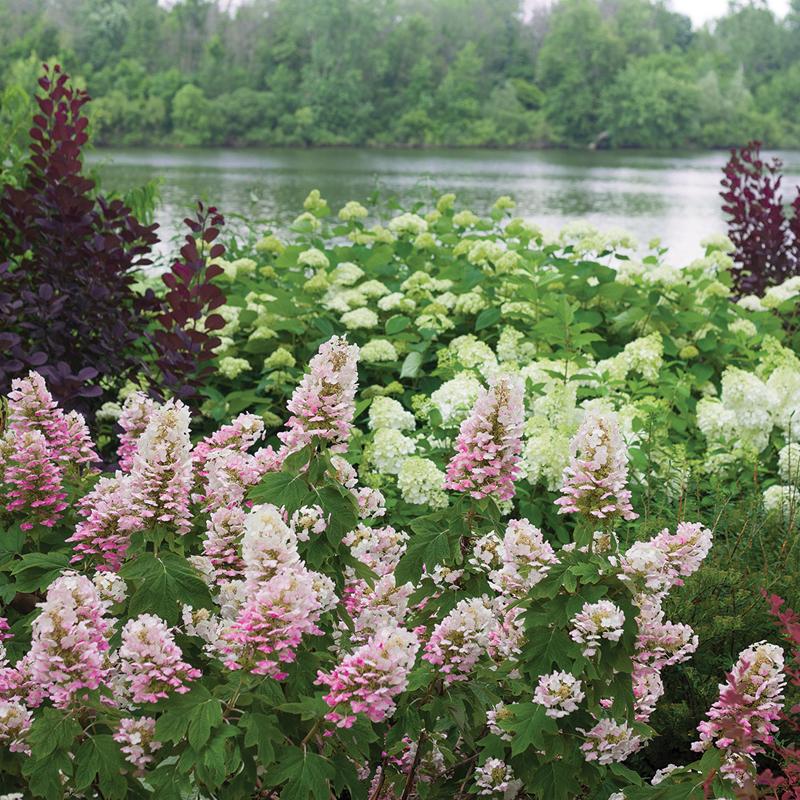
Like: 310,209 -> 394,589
361,339 -> 398,363
219,356 -> 251,380
493,195 -> 516,213
331,262 -> 364,286
298,248 -> 330,269
452,209 -> 480,228
397,457 -> 448,508
263,347 -> 296,370
255,234 -> 285,255
388,212 -> 428,237
436,193 -> 456,213
341,308 -> 379,330
303,189 -> 327,213
338,200 -> 368,221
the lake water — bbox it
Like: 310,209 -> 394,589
88,147 -> 800,265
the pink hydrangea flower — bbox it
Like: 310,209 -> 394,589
222,569 -> 325,679
192,412 -> 265,470
114,717 -> 162,773
3,429 -> 68,530
0,699 -> 32,755
534,670 -> 585,718
423,597 -> 496,683
444,375 -> 524,502
68,476 -> 143,571
117,392 -> 157,472
555,411 -> 638,521
202,505 -> 247,581
316,625 -> 419,728
579,718 -> 642,764
569,600 -> 625,658
128,399 -> 193,535
692,641 -> 785,765
26,572 -> 114,708
119,614 -> 201,703
278,336 -> 359,454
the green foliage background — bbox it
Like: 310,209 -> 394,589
2,0 -> 800,149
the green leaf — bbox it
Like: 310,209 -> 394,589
475,306 -> 501,331
265,748 -> 335,800
155,686 -> 223,746
73,735 -> 128,799
122,551 -> 213,625
10,552 -> 69,592
395,518 -> 455,584
0,525 -> 25,565
28,707 -> 81,758
386,315 -> 411,334
242,712 -> 282,764
530,760 -> 582,800
400,350 -> 423,379
249,470 -> 311,513
509,703 -> 558,755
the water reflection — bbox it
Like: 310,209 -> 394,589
87,147 -> 800,265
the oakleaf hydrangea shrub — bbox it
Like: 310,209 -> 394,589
0,344 -> 789,800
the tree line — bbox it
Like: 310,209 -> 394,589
2,0 -> 800,150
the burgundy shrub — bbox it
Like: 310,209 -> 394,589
758,591 -> 800,798
0,64 -> 159,416
150,202 -> 227,400
721,141 -> 800,297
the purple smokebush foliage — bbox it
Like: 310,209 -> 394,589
721,140 -> 800,297
0,65 -> 159,416
150,203 -> 227,401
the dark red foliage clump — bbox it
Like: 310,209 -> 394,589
0,64 -> 159,417
150,202 -> 227,401
757,591 -> 800,798
721,141 -> 800,298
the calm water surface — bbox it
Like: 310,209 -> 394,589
88,147 -> 800,265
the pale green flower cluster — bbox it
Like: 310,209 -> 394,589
338,200 -> 368,221
496,327 -> 536,365
397,456 -> 448,508
439,334 -> 497,377
218,356 -> 251,380
369,428 -> 416,475
778,442 -> 800,484
255,234 -> 285,255
360,339 -> 398,364
263,347 -> 296,370
303,189 -> 328,213
298,248 -> 330,269
452,209 -> 480,228
430,373 -> 482,426
387,212 -> 428,237
596,333 -> 663,383
378,292 -> 416,313
763,484 -> 799,521
331,262 -> 364,286
341,308 -> 379,330
467,239 -> 506,266
368,397 -> 415,432
454,289 -> 488,315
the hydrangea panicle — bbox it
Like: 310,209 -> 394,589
444,375 -> 524,501
278,335 -> 359,455
556,411 -> 637,521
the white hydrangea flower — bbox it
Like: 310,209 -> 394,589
370,429 -> 416,474
430,374 -> 482,426
397,457 -> 448,508
763,484 -> 799,520
778,442 -> 800,484
388,212 -> 428,236
729,317 -> 757,337
298,248 -> 329,269
341,308 -> 379,330
360,339 -> 398,363
331,261 -> 364,286
368,397 -> 416,432
359,279 -> 390,298
338,200 -> 368,221
377,292 -> 416,313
